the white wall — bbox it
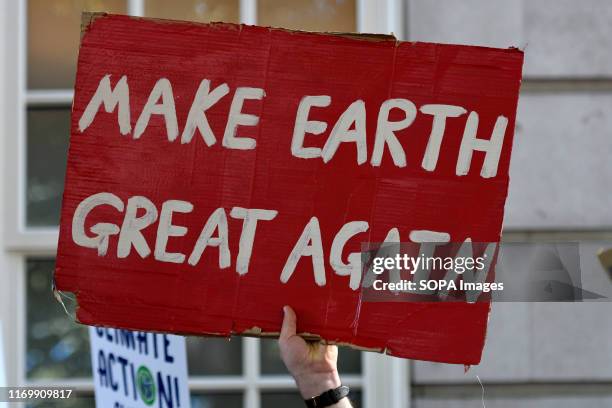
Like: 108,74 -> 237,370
407,1 -> 612,406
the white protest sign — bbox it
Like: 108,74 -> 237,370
89,327 -> 190,408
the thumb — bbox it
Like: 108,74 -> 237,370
280,305 -> 297,341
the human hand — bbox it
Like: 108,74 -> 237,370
279,305 -> 352,407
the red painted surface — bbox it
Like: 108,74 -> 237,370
55,14 -> 523,364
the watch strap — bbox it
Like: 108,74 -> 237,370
304,385 -> 350,407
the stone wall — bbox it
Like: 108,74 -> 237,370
406,1 -> 612,406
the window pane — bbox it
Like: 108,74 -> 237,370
260,338 -> 362,375
27,396 -> 95,408
191,393 -> 243,408
337,346 -> 362,374
26,107 -> 70,227
261,392 -> 303,407
187,337 -> 242,376
145,0 -> 239,23
28,0 -> 127,89
26,259 -> 91,379
262,391 -> 362,407
258,0 -> 356,32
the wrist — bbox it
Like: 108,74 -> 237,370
293,370 -> 342,399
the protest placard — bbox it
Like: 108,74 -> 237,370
89,328 -> 190,408
55,13 -> 524,364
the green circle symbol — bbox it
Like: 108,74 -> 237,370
136,365 -> 156,406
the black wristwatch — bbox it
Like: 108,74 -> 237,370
304,385 -> 350,407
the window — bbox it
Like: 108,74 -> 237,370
2,1 -> 408,407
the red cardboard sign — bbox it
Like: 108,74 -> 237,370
55,13 -> 523,364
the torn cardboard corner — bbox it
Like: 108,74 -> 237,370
55,13 -> 523,365
52,287 -> 79,322
80,12 -> 107,39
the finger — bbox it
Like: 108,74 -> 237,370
279,305 -> 297,342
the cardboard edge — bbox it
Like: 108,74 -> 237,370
77,13 -> 529,54
210,329 -> 386,353
81,11 -> 108,40
78,12 -> 398,44
213,329 -> 386,353
59,290 -> 488,362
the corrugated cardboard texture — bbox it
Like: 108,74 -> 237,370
55,13 -> 523,364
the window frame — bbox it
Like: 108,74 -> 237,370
1,0 -> 409,407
